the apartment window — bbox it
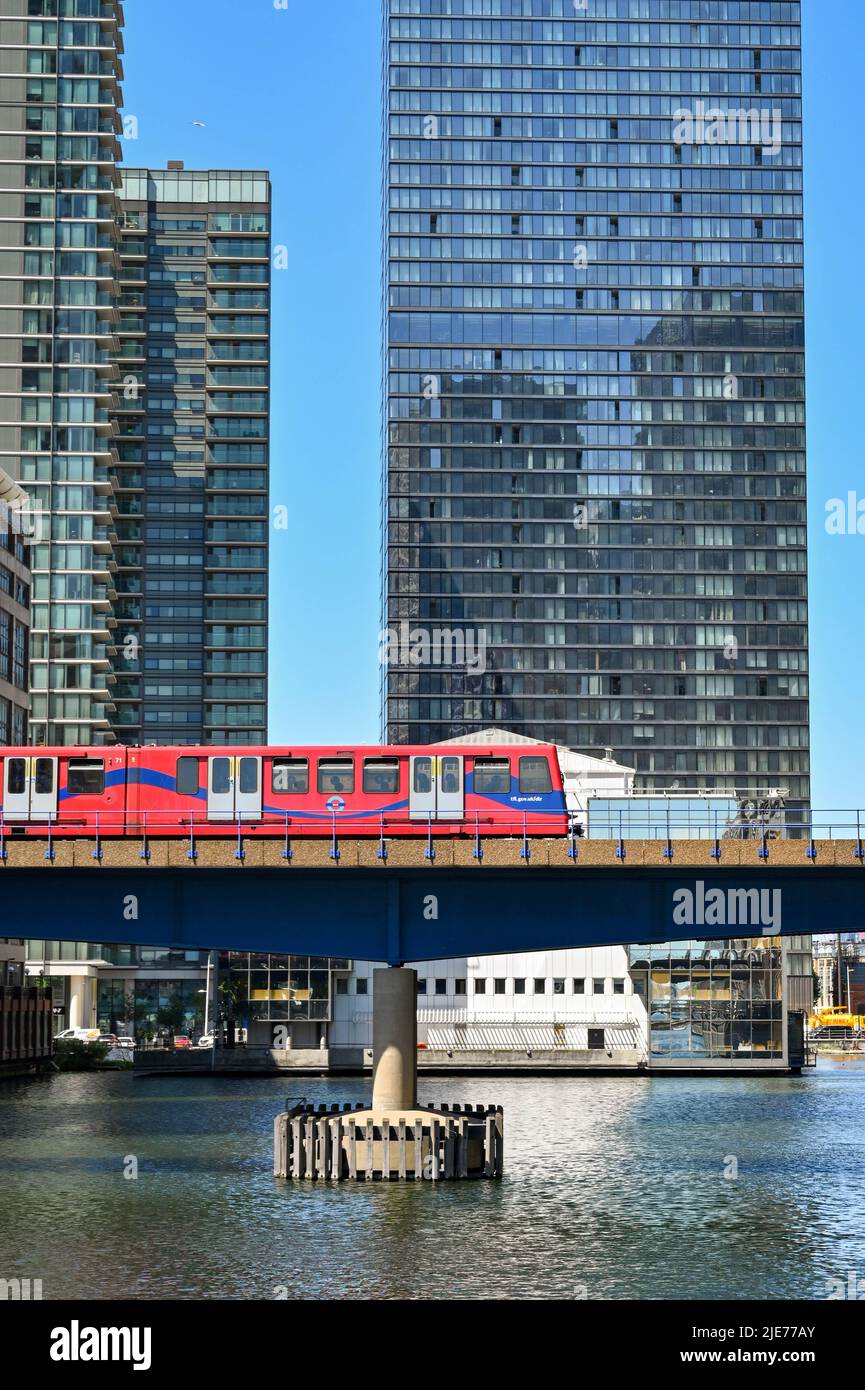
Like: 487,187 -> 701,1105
494,978 -> 506,995
553,978 -> 565,995
514,978 -> 526,995
417,978 -> 427,995
336,978 -> 348,996
613,978 -> 625,995
593,978 -> 605,996
435,978 -> 447,996
356,978 -> 367,995
573,978 -> 585,994
454,978 -> 466,995
534,978 -> 546,995
474,978 -> 486,995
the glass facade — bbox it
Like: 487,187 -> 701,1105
629,937 -> 784,1059
112,167 -> 271,744
224,952 -> 340,1026
0,0 -> 125,745
381,0 -> 809,809
0,482 -> 30,742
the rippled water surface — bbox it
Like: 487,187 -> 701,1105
0,1066 -> 863,1300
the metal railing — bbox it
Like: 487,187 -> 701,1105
2,806 -> 865,862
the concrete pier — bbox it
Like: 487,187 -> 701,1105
274,965 -> 504,1180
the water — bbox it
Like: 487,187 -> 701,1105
0,1065 -> 863,1300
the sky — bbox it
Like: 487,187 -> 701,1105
121,0 -> 862,811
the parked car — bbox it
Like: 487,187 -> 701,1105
174,1035 -> 192,1049
115,1036 -> 135,1050
55,1027 -> 101,1042
197,1034 -> 214,1049
97,1034 -> 118,1047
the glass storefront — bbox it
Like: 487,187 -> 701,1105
629,938 -> 784,1060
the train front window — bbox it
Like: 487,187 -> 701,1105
7,759 -> 26,796
519,756 -> 552,794
176,758 -> 199,797
363,760 -> 399,794
473,759 -> 510,795
34,759 -> 54,795
272,759 -> 308,794
318,760 -> 354,794
67,760 -> 104,796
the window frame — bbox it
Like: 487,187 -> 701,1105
362,758 -> 400,795
175,756 -> 199,798
67,758 -> 104,797
472,757 -> 511,795
518,754 -> 553,794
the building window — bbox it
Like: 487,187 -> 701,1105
573,978 -> 585,994
474,978 -> 486,994
588,1028 -> 605,1050
494,977 -> 506,995
534,978 -> 545,994
336,978 -> 348,995
454,978 -> 466,995
553,978 -> 565,995
417,978 -> 427,995
435,978 -> 446,995
593,978 -> 605,995
356,978 -> 367,995
613,978 -> 625,995
514,977 -> 526,994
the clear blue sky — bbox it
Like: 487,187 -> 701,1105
122,0 -> 860,810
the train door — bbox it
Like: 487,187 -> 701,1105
2,755 -> 58,821
408,754 -> 464,821
206,756 -> 262,822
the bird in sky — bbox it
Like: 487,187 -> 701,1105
192,121 -> 206,128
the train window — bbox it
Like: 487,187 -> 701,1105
272,759 -> 308,794
7,759 -> 26,795
473,759 -> 510,794
238,758 -> 259,794
34,759 -> 54,795
363,759 -> 399,794
413,757 -> 432,793
519,756 -> 552,794
317,760 -> 354,794
67,760 -> 104,796
440,756 -> 460,794
176,758 -> 199,797
211,758 -> 231,794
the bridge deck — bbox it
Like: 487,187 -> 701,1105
0,836 -> 862,870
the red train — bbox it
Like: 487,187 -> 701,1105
0,744 -> 568,838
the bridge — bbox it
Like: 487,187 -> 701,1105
1,831 -> 862,963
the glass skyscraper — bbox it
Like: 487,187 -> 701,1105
0,0 -> 125,746
381,0 -> 808,809
113,165 -> 271,745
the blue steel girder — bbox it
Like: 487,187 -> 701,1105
1,865 -> 862,964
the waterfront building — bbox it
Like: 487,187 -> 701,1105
380,0 -> 810,816
112,164 -> 271,745
0,0 -> 125,746
0,465 -> 29,743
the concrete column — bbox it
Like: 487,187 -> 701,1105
372,967 -> 417,1114
68,976 -> 89,1031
